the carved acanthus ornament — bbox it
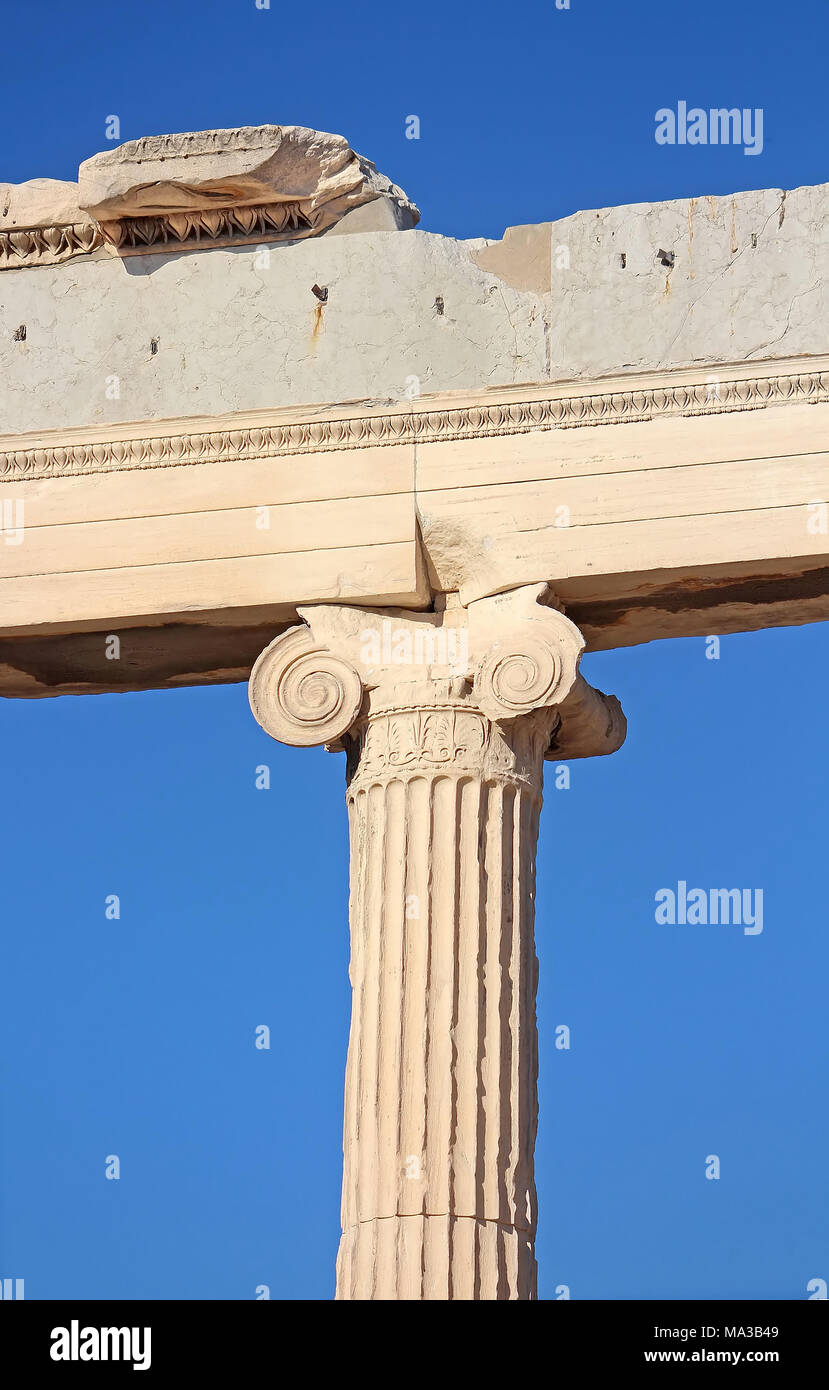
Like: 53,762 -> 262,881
0,221 -> 105,270
97,202 -> 314,251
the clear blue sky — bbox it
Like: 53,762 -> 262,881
2,0 -> 827,1300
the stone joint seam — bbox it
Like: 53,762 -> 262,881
341,1213 -> 535,1235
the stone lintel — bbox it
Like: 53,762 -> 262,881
1,353 -> 826,697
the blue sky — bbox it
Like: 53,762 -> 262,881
1,0 -> 828,1299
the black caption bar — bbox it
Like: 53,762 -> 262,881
0,1299 -> 824,1377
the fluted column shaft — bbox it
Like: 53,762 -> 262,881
247,586 -> 626,1302
335,684 -> 554,1299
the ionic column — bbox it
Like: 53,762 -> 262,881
249,585 -> 625,1300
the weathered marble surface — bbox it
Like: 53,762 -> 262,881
528,182 -> 828,374
0,179 -> 105,270
0,230 -> 546,433
76,125 -> 418,249
1,125 -> 418,278
78,126 -> 384,217
1,178 -> 90,229
1,178 -> 826,436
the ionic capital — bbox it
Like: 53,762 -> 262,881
248,583 -> 625,761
